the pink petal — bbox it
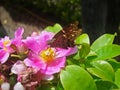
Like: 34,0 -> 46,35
11,61 -> 27,74
37,31 -> 54,48
25,37 -> 41,53
15,27 -> 24,39
24,58 -> 46,71
56,46 -> 78,57
0,50 -> 9,63
41,57 -> 66,75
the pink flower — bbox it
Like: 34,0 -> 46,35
11,27 -> 28,59
24,31 -> 77,75
11,61 -> 41,86
12,27 -> 24,45
0,36 -> 13,63
0,27 -> 27,63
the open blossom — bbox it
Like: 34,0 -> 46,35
24,31 -> 77,75
0,36 -> 13,63
0,27 -> 27,63
11,27 -> 28,59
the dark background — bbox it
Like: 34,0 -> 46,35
0,0 -> 120,43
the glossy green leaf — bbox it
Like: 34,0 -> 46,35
75,33 -> 90,44
45,23 -> 62,33
94,44 -> 120,60
60,65 -> 97,90
108,59 -> 120,71
79,43 -> 90,59
96,80 -> 118,90
91,34 -> 116,51
67,57 -> 80,65
115,69 -> 120,88
86,50 -> 98,61
87,60 -> 115,82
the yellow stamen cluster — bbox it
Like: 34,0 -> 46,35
3,40 -> 10,51
40,48 -> 55,63
3,40 -> 10,46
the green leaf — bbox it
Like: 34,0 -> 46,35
67,57 -> 80,65
108,59 -> 120,71
56,81 -> 64,90
60,65 -> 97,90
87,60 -> 115,82
45,23 -> 62,33
115,69 -> 120,88
94,44 -> 120,60
75,33 -> 90,44
96,80 -> 118,90
86,50 -> 98,61
91,34 -> 116,51
79,43 -> 90,59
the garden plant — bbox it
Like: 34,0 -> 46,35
0,23 -> 120,90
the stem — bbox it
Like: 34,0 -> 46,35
11,54 -> 21,58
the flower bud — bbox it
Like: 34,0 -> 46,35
14,82 -> 25,90
1,82 -> 10,90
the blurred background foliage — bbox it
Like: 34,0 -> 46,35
10,0 -> 82,23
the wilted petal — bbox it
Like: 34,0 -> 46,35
1,82 -> 10,90
14,82 -> 25,90
11,61 -> 27,74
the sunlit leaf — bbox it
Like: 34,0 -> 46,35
87,60 -> 115,82
79,43 -> 90,59
75,33 -> 90,44
94,44 -> 120,60
91,34 -> 116,51
45,23 -> 62,33
60,65 -> 97,90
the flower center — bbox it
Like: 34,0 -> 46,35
3,40 -> 10,46
40,48 -> 55,63
3,40 -> 11,51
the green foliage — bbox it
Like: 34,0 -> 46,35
60,65 -> 97,90
45,23 -> 62,33
42,24 -> 120,90
87,60 -> 115,82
